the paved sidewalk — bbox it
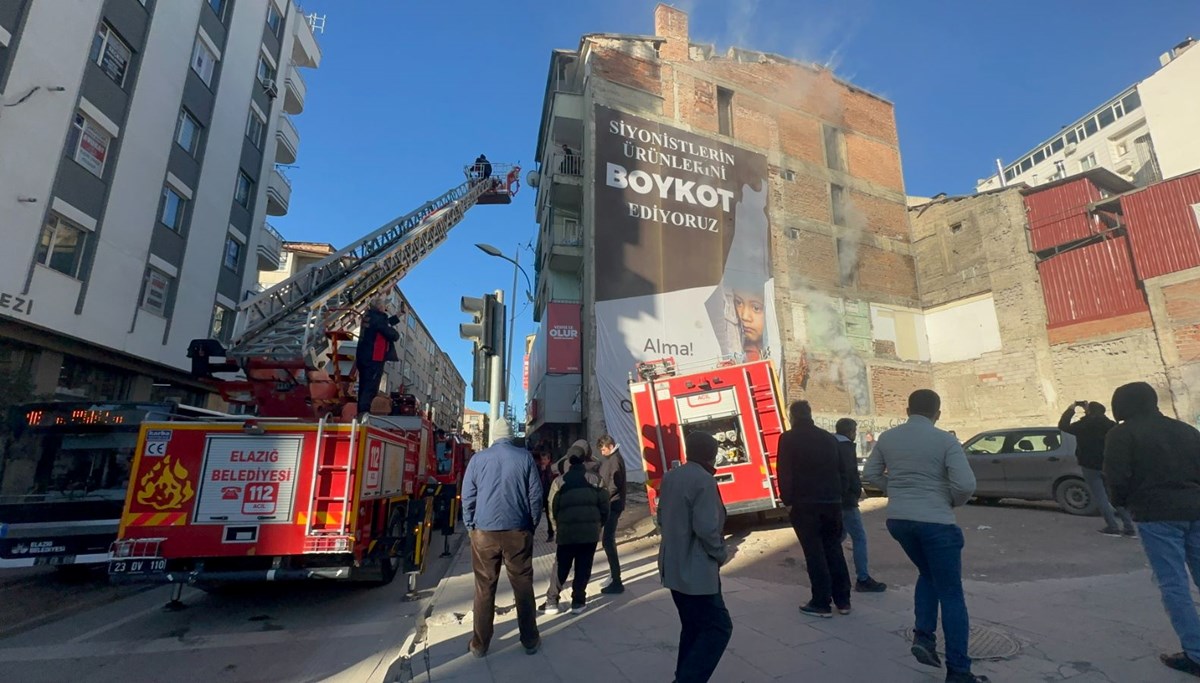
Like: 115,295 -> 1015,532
406,522 -> 1195,682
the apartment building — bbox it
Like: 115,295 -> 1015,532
0,0 -> 319,405
258,242 -> 468,431
462,407 -> 488,452
528,5 -> 926,472
977,37 -> 1200,192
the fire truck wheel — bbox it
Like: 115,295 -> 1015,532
375,512 -> 405,586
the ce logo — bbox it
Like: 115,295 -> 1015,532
144,441 -> 168,456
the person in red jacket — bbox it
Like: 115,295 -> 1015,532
354,297 -> 401,416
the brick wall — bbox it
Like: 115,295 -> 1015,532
857,244 -> 918,300
845,134 -> 905,193
1046,311 -> 1153,345
872,364 -> 932,415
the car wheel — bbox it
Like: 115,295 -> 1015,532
1054,477 -> 1097,516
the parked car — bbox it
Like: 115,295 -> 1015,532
961,427 -> 1097,515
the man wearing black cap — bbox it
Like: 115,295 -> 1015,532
1105,382 -> 1200,677
658,431 -> 732,683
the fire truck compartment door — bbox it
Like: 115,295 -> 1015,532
379,440 -> 408,497
194,435 -> 303,524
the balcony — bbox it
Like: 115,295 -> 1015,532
538,149 -> 584,216
283,66 -> 305,114
257,221 -> 283,270
265,166 -> 291,216
276,114 -> 299,164
291,12 -> 322,69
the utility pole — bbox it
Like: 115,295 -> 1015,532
487,290 -> 504,444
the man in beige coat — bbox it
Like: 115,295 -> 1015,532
658,431 -> 731,683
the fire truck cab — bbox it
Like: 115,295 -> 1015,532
630,357 -> 788,518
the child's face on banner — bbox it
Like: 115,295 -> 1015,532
733,289 -> 765,347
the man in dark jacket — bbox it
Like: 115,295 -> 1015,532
540,441 -> 602,614
1060,401 -> 1133,537
354,298 -> 400,416
596,434 -> 628,594
777,400 -> 854,618
552,454 -> 610,614
461,421 -> 543,657
1105,382 -> 1200,678
835,418 -> 886,593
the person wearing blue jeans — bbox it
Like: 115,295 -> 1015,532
1105,382 -> 1200,678
864,389 -> 989,683
835,418 -> 886,593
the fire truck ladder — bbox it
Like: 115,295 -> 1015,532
303,415 -> 358,553
232,166 -> 518,370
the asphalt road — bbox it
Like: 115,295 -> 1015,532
0,533 -> 466,683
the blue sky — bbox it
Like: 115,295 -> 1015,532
277,0 -> 1199,419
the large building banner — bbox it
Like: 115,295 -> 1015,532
593,105 -> 780,477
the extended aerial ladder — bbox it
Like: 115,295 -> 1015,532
188,165 -> 520,420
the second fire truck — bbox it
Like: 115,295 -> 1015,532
629,356 -> 789,518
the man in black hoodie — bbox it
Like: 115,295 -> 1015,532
1105,382 -> 1200,678
835,418 -> 886,593
1059,401 -> 1133,537
777,400 -> 855,618
596,434 -> 628,594
354,298 -> 401,416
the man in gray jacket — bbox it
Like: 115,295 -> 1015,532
658,431 -> 731,683
461,421 -> 543,657
864,390 -> 988,683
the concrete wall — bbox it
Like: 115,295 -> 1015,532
1139,44 -> 1200,180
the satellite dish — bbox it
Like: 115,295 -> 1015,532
527,171 -> 540,188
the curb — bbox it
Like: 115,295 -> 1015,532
384,532 -> 469,683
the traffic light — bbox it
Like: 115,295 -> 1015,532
460,292 -> 506,403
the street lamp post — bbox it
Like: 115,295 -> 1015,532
475,243 -> 533,429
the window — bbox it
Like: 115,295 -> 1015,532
234,171 -> 254,208
65,112 -> 111,177
245,108 -> 266,149
1051,137 -> 1065,153
965,434 -> 1005,455
257,55 -> 276,85
223,236 -> 242,270
207,0 -> 225,20
1084,117 -> 1098,136
1066,129 -> 1078,145
1004,168 -> 1016,181
211,305 -> 234,344
35,214 -> 87,278
949,222 -> 963,234
836,238 -> 857,287
191,37 -> 217,86
831,184 -> 847,226
1115,140 -> 1129,157
1033,149 -> 1045,164
90,23 -> 132,87
1019,157 -> 1033,173
1005,431 -> 1059,453
1122,91 -> 1141,114
822,125 -> 845,172
175,109 -> 201,156
1080,153 -> 1097,171
141,267 -> 172,316
266,5 -> 283,37
716,86 -> 734,136
160,186 -> 187,230
1098,107 -> 1115,129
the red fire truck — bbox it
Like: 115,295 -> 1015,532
629,356 -> 788,517
108,168 -> 514,594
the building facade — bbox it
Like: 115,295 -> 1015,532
529,5 -> 929,473
258,241 -> 467,431
462,407 -> 488,452
977,37 -> 1199,192
0,0 -> 318,405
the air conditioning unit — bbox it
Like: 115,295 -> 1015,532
261,78 -> 278,99
1064,143 -> 1078,156
527,170 -> 540,188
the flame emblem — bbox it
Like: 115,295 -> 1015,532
136,454 -> 195,511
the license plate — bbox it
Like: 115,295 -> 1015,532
34,555 -> 76,567
109,558 -> 167,574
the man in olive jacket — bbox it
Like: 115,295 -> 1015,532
658,431 -> 731,683
551,455 -> 609,613
1105,382 -> 1200,677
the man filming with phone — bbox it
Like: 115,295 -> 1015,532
1059,400 -> 1135,538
